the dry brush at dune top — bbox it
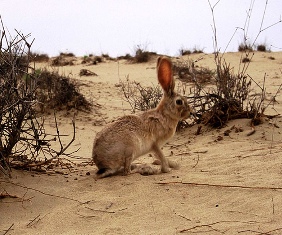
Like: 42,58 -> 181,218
1,51 -> 282,235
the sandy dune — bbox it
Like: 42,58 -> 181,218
1,52 -> 282,235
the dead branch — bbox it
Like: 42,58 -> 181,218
26,214 -> 41,227
192,154 -> 200,168
84,206 -> 116,214
3,223 -> 14,235
0,190 -> 19,199
180,220 -> 257,233
156,181 -> 282,191
0,180 -> 84,204
176,213 -> 192,221
238,227 -> 282,235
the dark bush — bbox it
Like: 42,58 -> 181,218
36,69 -> 91,112
257,44 -> 266,52
238,43 -> 253,52
242,57 -> 251,63
180,49 -> 192,56
117,53 -> 133,60
29,52 -> 49,62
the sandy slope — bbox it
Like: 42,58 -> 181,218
1,52 -> 282,235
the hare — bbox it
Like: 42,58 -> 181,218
92,57 -> 191,178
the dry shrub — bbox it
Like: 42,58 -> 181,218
257,44 -> 267,52
242,57 -> 251,63
0,24 -> 77,176
238,43 -> 254,52
119,76 -> 162,113
60,52 -> 75,57
186,56 -> 273,127
180,49 -> 192,56
179,46 -> 204,56
173,60 -> 215,84
79,69 -> 98,76
117,53 -> 133,61
117,50 -> 156,63
51,53 -> 76,66
199,60 -> 252,127
133,45 -> 157,63
81,55 -> 104,65
36,69 -> 91,112
172,55 -> 265,128
81,55 -> 93,64
29,52 -> 49,62
201,0 -> 282,128
134,48 -> 150,63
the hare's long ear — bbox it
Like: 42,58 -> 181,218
157,57 -> 175,96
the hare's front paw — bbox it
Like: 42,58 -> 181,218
153,159 -> 171,173
140,165 -> 158,176
153,159 -> 179,170
168,160 -> 180,169
161,166 -> 171,173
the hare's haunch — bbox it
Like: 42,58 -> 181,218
92,57 -> 191,178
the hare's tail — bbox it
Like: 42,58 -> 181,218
96,168 -> 117,178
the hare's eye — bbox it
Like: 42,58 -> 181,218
176,99 -> 183,105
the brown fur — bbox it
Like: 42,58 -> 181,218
92,57 -> 191,178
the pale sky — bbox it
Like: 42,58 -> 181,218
1,0 -> 282,57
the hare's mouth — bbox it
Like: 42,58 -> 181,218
180,109 -> 191,120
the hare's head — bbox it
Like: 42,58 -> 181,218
156,57 -> 191,121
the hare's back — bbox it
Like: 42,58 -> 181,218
93,115 -> 145,149
93,115 -> 150,165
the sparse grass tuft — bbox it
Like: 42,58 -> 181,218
133,45 -> 157,63
257,44 -> 267,52
51,55 -> 75,66
238,43 -> 253,52
179,49 -> 192,56
134,48 -> 150,63
179,46 -> 204,56
242,57 -> 251,63
60,52 -> 75,57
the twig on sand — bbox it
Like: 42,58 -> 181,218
84,206 -> 128,214
180,220 -> 258,233
26,214 -> 41,227
238,227 -> 282,234
176,213 -> 192,221
192,154 -> 200,168
0,180 -> 84,204
157,181 -> 282,191
0,190 -> 19,199
3,223 -> 14,235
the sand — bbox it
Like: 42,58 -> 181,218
1,52 -> 282,235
